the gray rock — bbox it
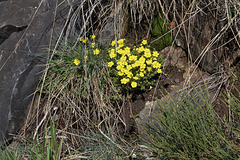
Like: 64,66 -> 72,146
99,1 -> 129,47
136,101 -> 162,143
99,17 -> 115,47
0,0 -> 67,142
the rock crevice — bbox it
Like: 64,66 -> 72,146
0,25 -> 27,45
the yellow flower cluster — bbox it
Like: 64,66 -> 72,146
79,34 -> 96,44
79,37 -> 88,43
91,35 -> 96,39
93,48 -> 100,55
107,39 -> 162,89
73,35 -> 99,66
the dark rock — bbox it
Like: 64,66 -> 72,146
99,17 -> 115,46
0,0 -> 67,142
99,1 -> 129,47
164,0 -> 240,73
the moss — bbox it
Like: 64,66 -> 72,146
151,14 -> 172,51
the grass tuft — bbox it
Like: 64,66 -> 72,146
143,86 -> 240,159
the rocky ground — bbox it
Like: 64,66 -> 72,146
123,45 -> 236,142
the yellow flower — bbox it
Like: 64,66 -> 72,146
121,68 -> 126,74
116,65 -> 123,70
138,46 -> 145,53
117,39 -> 125,45
74,59 -> 80,66
132,61 -> 140,68
127,73 -> 133,78
152,61 -> 161,68
117,61 -> 125,66
126,71 -> 133,78
124,47 -> 131,56
153,51 -> 159,57
111,40 -> 116,46
81,37 -> 88,43
90,43 -> 95,48
79,37 -> 84,41
140,63 -> 146,69
93,49 -> 100,55
117,44 -> 124,50
118,71 -> 124,76
121,78 -> 129,84
131,63 -> 137,68
139,72 -> 144,77
120,56 -> 127,61
144,48 -> 151,58
117,49 -> 125,55
131,81 -> 137,88
146,59 -> 152,65
142,40 -> 147,45
108,61 -> 114,67
133,76 -> 139,80
139,56 -> 146,64
129,55 -> 138,62
91,35 -> 96,39
85,56 -> 88,59
109,53 -> 116,59
109,49 -> 116,58
110,48 -> 115,53
126,65 -> 132,70
147,67 -> 152,72
157,68 -> 162,73
140,68 -> 145,72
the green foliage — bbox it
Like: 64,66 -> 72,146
143,88 -> 240,159
0,145 -> 18,160
42,35 -> 106,97
0,120 -> 63,160
0,121 -> 132,160
221,88 -> 240,144
151,14 -> 173,51
106,39 -> 163,92
31,120 -> 63,160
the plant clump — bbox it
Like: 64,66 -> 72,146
143,89 -> 240,159
38,34 -> 123,134
107,39 -> 163,92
